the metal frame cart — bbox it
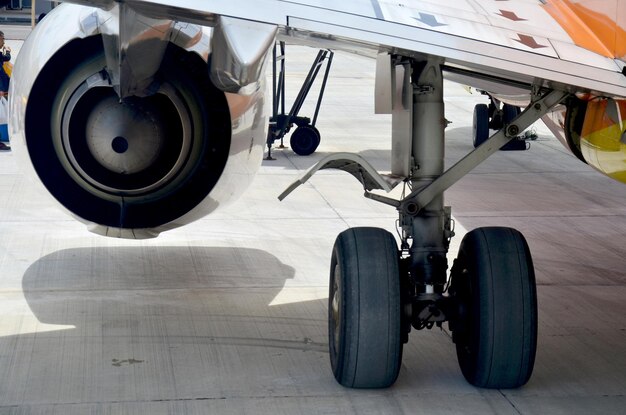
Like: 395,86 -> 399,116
265,41 -> 334,160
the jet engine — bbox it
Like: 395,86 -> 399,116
564,96 -> 626,184
10,4 -> 276,238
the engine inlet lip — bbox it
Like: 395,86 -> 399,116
59,71 -> 193,197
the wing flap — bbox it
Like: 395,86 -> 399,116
287,15 -> 625,95
380,2 -> 559,58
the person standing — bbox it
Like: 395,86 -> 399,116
0,30 -> 11,151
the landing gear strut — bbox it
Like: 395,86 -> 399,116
280,55 -> 568,389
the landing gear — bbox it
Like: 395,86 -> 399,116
473,99 -> 527,150
329,227 -> 403,388
500,105 -> 528,151
502,103 -> 521,123
449,227 -> 537,388
473,103 -> 489,147
280,55 -> 568,389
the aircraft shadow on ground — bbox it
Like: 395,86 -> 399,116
0,246 -> 344,403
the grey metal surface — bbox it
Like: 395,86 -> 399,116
390,62 -> 412,178
279,152 -> 401,201
406,89 -> 570,213
100,2 -> 173,98
1,36 -> 625,415
209,16 -> 277,94
9,3 -> 269,238
60,0 -> 626,97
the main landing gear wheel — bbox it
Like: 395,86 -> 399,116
472,103 -> 489,148
329,227 -> 403,388
502,103 -> 521,123
290,125 -> 321,156
449,227 -> 538,388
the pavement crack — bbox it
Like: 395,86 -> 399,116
498,390 -> 523,415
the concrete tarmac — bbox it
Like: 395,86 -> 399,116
0,27 -> 625,415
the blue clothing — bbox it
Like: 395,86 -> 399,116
0,50 -> 10,93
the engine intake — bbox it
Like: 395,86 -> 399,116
26,36 -> 231,235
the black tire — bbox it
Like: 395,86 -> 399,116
450,227 -> 537,388
473,104 -> 490,148
290,125 -> 320,155
501,105 -> 525,151
502,104 -> 521,124
329,227 -> 403,388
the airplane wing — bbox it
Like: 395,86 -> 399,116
9,0 -> 626,391
61,0 -> 626,97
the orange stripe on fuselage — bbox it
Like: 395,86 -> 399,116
543,0 -> 626,59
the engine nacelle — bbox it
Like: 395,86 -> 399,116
10,4 -> 273,238
564,96 -> 626,184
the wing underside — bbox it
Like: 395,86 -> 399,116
61,0 -> 626,97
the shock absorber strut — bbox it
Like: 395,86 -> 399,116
394,59 -> 452,329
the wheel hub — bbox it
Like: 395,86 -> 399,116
331,264 -> 342,355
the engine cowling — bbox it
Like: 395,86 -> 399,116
564,96 -> 626,184
10,4 -> 271,238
